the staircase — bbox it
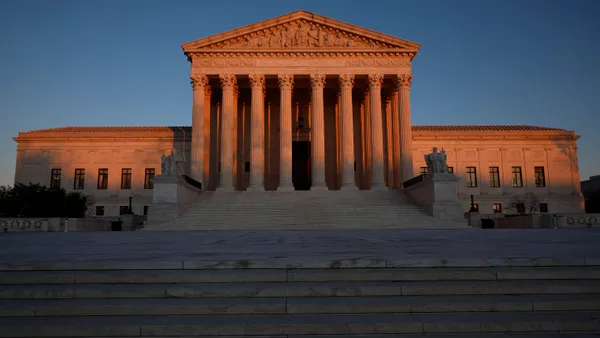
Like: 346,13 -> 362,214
1,262 -> 600,336
145,189 -> 466,230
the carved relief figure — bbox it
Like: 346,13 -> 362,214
425,147 -> 449,174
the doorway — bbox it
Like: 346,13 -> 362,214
292,141 -> 311,190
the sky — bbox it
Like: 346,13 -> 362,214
0,0 -> 598,186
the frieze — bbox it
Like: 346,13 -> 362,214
191,56 -> 412,70
202,19 -> 394,50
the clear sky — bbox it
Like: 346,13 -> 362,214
0,0 -> 598,186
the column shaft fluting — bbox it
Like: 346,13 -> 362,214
310,74 -> 327,190
278,74 -> 294,190
391,89 -> 400,188
248,74 -> 266,190
397,74 -> 414,184
219,74 -> 237,191
190,74 -> 208,184
339,74 -> 357,189
368,74 -> 385,189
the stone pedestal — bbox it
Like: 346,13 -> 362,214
404,173 -> 464,222
147,175 -> 182,225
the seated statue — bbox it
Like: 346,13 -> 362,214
424,147 -> 449,174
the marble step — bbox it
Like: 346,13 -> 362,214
3,267 -> 598,285
10,334 -> 600,338
2,279 -> 600,299
1,311 -> 599,336
2,294 -> 600,317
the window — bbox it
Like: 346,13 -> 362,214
472,203 -> 479,212
50,169 -> 62,189
420,167 -> 428,175
540,203 -> 548,213
144,168 -> 155,189
119,206 -> 129,215
121,168 -> 132,189
73,168 -> 85,190
96,206 -> 105,216
143,206 -> 149,216
488,167 -> 500,188
466,167 -> 478,187
535,167 -> 546,187
493,203 -> 502,213
245,162 -> 250,173
512,166 -> 523,187
516,203 -> 525,214
97,169 -> 109,189
447,167 -> 454,174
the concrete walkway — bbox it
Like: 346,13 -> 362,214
1,229 -> 600,270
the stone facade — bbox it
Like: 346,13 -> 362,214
9,11 -> 585,218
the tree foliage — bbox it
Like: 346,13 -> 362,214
508,193 -> 540,215
0,183 -> 87,218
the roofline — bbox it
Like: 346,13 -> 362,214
181,10 -> 421,53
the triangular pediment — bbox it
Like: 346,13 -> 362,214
182,10 -> 421,53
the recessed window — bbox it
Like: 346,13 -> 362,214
466,167 -> 478,187
472,203 -> 479,212
144,168 -> 155,189
73,168 -> 85,190
121,168 -> 132,190
489,167 -> 500,188
493,203 -> 502,213
535,167 -> 546,187
420,167 -> 428,175
50,169 -> 62,189
119,206 -> 129,215
540,203 -> 548,213
97,169 -> 109,190
447,167 -> 454,174
512,167 -> 523,187
516,202 -> 525,214
143,206 -> 149,216
96,206 -> 105,216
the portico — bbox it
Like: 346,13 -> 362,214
184,10 -> 420,191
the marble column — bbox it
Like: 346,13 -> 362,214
309,74 -> 327,190
339,74 -> 357,190
278,74 -> 294,191
218,74 -> 237,191
391,89 -> 400,189
397,74 -> 414,184
248,74 -> 266,191
368,74 -> 385,189
190,74 -> 208,185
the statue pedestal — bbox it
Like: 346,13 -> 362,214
404,173 -> 465,222
146,175 -> 182,225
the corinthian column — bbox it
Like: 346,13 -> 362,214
218,74 -> 237,191
248,74 -> 266,191
309,74 -> 327,190
397,74 -> 414,184
190,73 -> 208,185
368,74 -> 385,189
278,74 -> 294,191
339,74 -> 357,190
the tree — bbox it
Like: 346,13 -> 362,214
508,193 -> 540,215
0,183 -> 87,218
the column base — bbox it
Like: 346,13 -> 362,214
310,185 -> 329,191
277,185 -> 295,192
216,187 -> 236,192
370,183 -> 388,191
246,185 -> 265,192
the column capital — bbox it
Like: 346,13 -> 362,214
190,73 -> 209,90
248,74 -> 266,89
367,74 -> 384,90
396,74 -> 413,89
219,74 -> 237,89
338,74 -> 355,90
277,74 -> 294,90
309,74 -> 326,89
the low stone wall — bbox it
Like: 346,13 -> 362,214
491,215 -> 553,229
556,214 -> 600,228
1,217 -> 117,233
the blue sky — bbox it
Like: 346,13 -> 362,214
0,0 -> 598,186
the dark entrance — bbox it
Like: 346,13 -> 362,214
292,141 -> 311,190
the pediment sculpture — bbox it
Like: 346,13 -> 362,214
201,20 -> 393,50
424,147 -> 449,174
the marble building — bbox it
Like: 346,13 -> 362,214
11,11 -> 585,218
